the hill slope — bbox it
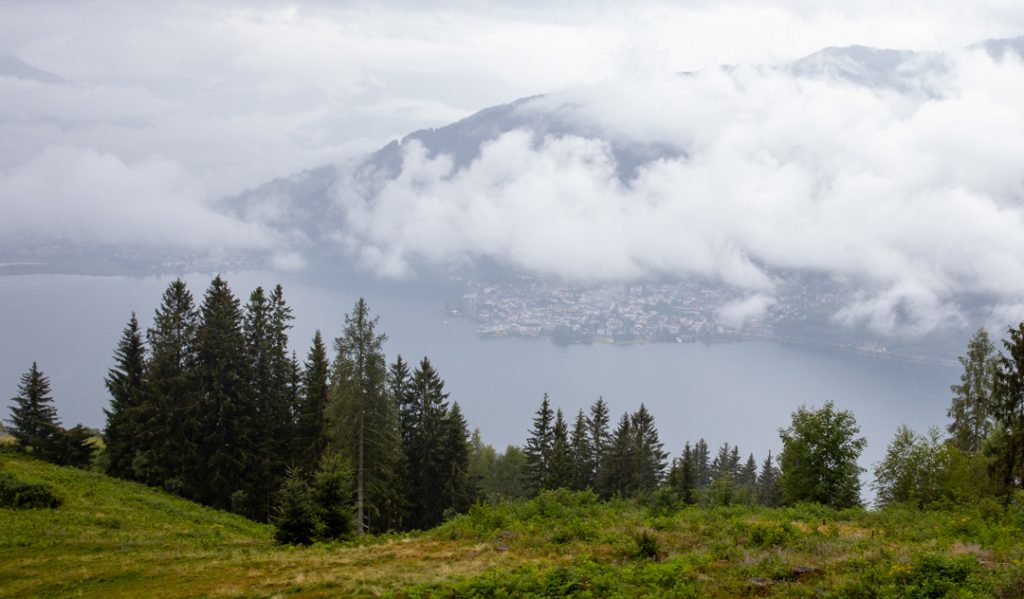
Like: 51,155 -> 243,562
0,453 -> 513,598
3,452 -> 1024,597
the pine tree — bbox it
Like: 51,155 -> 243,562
7,362 -> 61,459
103,313 -> 147,480
295,331 -> 330,472
569,409 -> 594,490
524,393 -> 554,494
949,328 -> 997,454
190,276 -> 255,513
142,279 -> 199,491
546,409 -> 574,489
327,298 -> 400,534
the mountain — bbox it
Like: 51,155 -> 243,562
0,55 -> 68,85
221,38 -> 1015,266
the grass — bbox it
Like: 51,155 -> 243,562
3,453 -> 1024,597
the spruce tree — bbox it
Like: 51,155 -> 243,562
546,409 -> 574,490
669,442 -> 698,504
949,327 -> 997,454
244,284 -> 296,519
142,279 -> 199,491
327,298 -> 400,534
596,412 -> 633,498
631,404 -> 667,496
190,276 -> 255,513
313,451 -> 355,540
7,362 -> 61,459
404,356 -> 453,529
524,393 -> 554,494
267,285 -> 298,464
588,397 -> 610,486
388,355 -> 415,528
737,453 -> 758,503
693,438 -> 712,490
993,323 -> 1024,493
569,409 -> 594,490
295,331 -> 330,472
757,451 -> 781,507
103,313 -> 147,480
273,467 -> 321,545
442,401 -> 474,517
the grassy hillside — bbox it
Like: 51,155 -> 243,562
3,452 -> 1024,598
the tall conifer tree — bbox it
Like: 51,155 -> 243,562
7,362 -> 60,459
103,313 -> 147,480
588,397 -> 610,486
569,409 -> 594,490
524,393 -> 554,494
327,298 -> 400,534
547,409 -> 574,489
949,327 -> 997,454
630,404 -> 667,495
191,276 -> 254,513
296,331 -> 330,472
142,279 -> 198,490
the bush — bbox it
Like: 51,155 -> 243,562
0,471 -> 61,509
632,528 -> 660,560
272,453 -> 355,545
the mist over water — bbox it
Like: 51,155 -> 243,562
0,271 -> 958,493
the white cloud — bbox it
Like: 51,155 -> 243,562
0,145 -> 271,248
718,294 -> 777,328
337,49 -> 1024,335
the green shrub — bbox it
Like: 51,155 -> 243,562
749,521 -> 796,547
0,471 -> 61,509
632,528 -> 660,560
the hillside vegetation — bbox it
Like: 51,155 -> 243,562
4,452 -> 1024,598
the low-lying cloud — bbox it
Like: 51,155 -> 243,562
338,48 -> 1024,335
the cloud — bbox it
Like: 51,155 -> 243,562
718,294 -> 777,328
337,49 -> 1024,335
0,145 -> 271,248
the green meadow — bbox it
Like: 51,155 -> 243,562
3,451 -> 1024,598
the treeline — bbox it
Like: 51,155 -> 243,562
7,276 -> 474,535
872,326 -> 1024,508
469,395 -> 854,510
10,282 -> 1024,542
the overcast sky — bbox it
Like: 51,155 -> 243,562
3,1 -> 1024,334
2,1 -> 1022,198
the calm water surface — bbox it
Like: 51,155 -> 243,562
0,271 -> 960,491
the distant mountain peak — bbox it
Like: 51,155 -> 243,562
0,55 -> 68,85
